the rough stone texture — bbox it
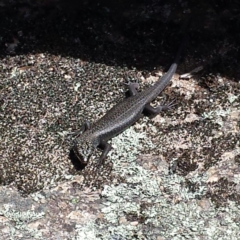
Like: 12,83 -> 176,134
0,0 -> 240,239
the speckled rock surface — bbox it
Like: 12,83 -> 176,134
0,0 -> 240,239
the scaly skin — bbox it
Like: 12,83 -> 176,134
73,39 -> 185,165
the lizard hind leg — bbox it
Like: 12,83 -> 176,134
143,100 -> 177,118
127,82 -> 140,96
124,80 -> 140,96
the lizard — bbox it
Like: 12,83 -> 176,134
72,35 -> 187,166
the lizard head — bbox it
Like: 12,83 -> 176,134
72,136 -> 96,164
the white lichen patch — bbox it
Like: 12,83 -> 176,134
75,221 -> 99,240
0,204 -> 44,239
76,127 -> 240,240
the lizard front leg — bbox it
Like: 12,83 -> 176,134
98,140 -> 112,165
69,120 -> 91,137
81,120 -> 91,132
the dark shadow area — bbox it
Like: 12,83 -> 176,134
69,149 -> 87,170
0,0 -> 239,78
